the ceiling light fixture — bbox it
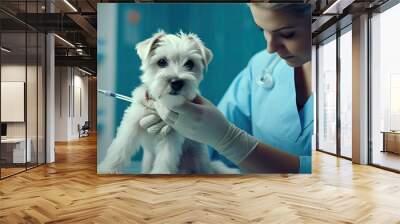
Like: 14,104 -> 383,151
78,67 -> 93,76
323,0 -> 341,14
63,0 -> 78,12
1,47 -> 11,53
76,48 -> 85,55
54,34 -> 75,48
322,0 -> 354,15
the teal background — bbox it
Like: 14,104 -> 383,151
98,3 -> 266,172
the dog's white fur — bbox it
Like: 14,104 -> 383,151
98,30 -> 239,174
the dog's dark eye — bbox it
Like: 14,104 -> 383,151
184,60 -> 194,70
157,58 -> 168,68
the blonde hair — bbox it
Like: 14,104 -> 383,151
248,2 -> 312,15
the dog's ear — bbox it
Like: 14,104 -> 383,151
201,46 -> 213,68
135,30 -> 166,61
187,33 -> 213,70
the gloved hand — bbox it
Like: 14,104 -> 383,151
154,95 -> 259,164
139,113 -> 172,136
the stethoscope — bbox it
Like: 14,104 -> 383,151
256,54 -> 281,90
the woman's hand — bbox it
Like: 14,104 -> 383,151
154,95 -> 259,164
139,113 -> 172,136
154,95 -> 230,147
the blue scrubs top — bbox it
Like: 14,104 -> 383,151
212,50 -> 313,173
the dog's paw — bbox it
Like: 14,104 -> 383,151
146,121 -> 165,135
150,167 -> 174,174
210,161 -> 241,174
98,161 -> 121,174
160,125 -> 172,136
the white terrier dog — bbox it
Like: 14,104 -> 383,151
98,30 -> 239,174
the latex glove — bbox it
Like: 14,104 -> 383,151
139,113 -> 172,136
154,95 -> 259,164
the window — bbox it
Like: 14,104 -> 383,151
370,2 -> 400,171
317,36 -> 337,155
339,28 -> 352,158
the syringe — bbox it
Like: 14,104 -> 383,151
98,89 -> 134,103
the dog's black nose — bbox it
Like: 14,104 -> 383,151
170,79 -> 184,92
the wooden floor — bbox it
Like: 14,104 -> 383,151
1,135 -> 400,223
372,150 -> 400,171
1,163 -> 45,178
0,167 -> 26,178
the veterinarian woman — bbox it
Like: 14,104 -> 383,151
141,3 -> 313,173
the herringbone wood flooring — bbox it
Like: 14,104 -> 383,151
1,134 -> 400,223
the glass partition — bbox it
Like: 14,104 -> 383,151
1,30 -> 28,178
0,1 -> 46,179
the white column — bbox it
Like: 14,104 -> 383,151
352,14 -> 369,164
46,33 -> 55,163
45,1 -> 55,163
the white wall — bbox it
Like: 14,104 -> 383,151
55,67 -> 89,141
1,65 -> 27,141
1,65 -> 39,137
1,63 -> 46,164
55,67 -> 68,141
72,72 -> 89,138
1,82 -> 25,122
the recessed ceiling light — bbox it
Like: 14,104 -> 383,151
78,67 -> 93,76
54,34 -> 75,48
1,47 -> 11,53
63,0 -> 78,12
322,0 -> 352,15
